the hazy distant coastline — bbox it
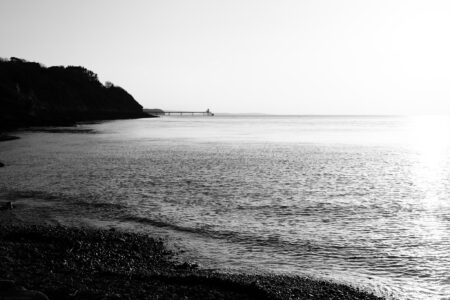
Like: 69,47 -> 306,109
0,57 -> 154,131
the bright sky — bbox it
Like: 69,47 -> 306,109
1,0 -> 450,114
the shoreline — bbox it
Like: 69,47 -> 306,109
0,113 -> 157,134
0,221 -> 384,300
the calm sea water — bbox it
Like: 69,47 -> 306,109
1,115 -> 450,299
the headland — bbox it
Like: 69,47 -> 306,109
0,57 -> 154,131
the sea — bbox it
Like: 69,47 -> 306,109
1,115 -> 449,300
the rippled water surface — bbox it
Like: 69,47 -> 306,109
1,115 -> 450,299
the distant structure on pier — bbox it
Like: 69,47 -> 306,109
144,108 -> 214,116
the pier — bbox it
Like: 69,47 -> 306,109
164,111 -> 214,116
145,109 -> 214,116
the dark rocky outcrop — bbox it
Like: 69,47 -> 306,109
0,57 -> 154,130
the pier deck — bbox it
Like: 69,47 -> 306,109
164,111 -> 214,116
145,109 -> 214,116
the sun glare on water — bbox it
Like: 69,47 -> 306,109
405,116 -> 450,167
404,116 -> 450,205
404,116 -> 450,245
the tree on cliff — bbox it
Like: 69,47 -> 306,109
0,57 -> 148,129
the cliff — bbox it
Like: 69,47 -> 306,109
0,57 -> 152,130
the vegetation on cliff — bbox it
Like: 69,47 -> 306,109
0,57 -> 151,130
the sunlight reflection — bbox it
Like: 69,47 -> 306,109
405,116 -> 450,208
403,116 -> 450,268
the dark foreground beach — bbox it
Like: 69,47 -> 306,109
0,211 -> 383,300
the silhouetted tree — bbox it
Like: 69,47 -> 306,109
0,57 -> 146,129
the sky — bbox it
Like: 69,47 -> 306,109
1,0 -> 450,115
